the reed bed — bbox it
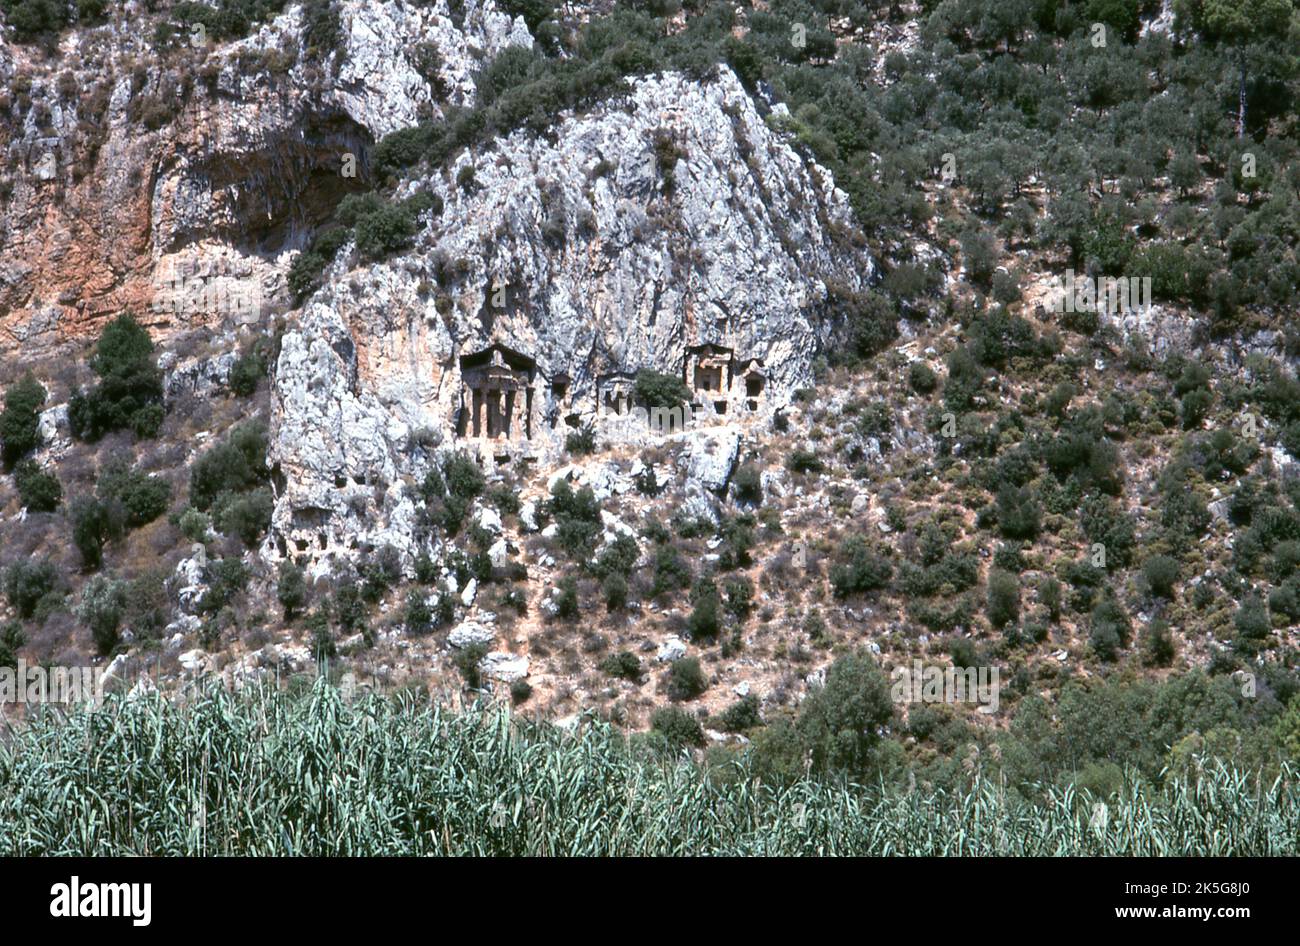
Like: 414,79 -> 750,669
1,680 -> 1295,856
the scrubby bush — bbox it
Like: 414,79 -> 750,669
309,609 -> 336,663
548,480 -> 602,559
13,459 -> 61,512
1089,597 -> 1132,661
829,536 -> 892,598
68,314 -> 165,442
718,694 -> 761,733
1140,619 -> 1176,667
731,463 -> 762,504
216,488 -> 273,547
420,452 -> 486,536
651,544 -> 692,598
908,362 -> 937,394
70,497 -> 122,571
1234,594 -> 1272,644
0,374 -> 46,467
723,576 -> 754,622
787,448 -> 824,475
650,706 -> 705,749
996,484 -> 1041,539
228,351 -> 267,397
403,590 -> 433,636
277,561 -> 307,620
97,458 -> 170,529
189,422 -> 269,511
796,650 -> 894,775
0,621 -> 24,669
666,656 -> 707,701
77,574 -> 127,656
353,199 -> 419,260
554,576 -> 579,620
686,585 -> 722,641
454,641 -> 488,689
986,568 -> 1020,628
1143,555 -> 1179,599
634,368 -> 691,411
601,572 -> 628,611
564,424 -> 597,456
3,559 -> 62,620
600,650 -> 642,681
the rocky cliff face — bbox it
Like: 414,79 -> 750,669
0,0 -> 530,350
269,64 -> 875,572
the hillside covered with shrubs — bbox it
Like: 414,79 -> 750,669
1,0 -> 1300,828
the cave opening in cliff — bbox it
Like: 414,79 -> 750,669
203,112 -> 374,257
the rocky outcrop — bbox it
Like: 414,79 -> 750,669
268,65 -> 874,570
0,0 -> 530,352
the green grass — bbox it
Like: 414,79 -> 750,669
0,680 -> 1296,856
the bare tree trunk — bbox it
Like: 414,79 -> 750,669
1237,52 -> 1247,140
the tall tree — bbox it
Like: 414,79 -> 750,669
1176,0 -> 1297,137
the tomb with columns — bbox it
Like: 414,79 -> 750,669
456,344 -> 537,440
451,340 -> 772,447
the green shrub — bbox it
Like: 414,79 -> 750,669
731,463 -> 762,504
1140,619 -> 1177,667
796,650 -> 894,775
77,574 -> 127,656
97,459 -> 171,529
198,558 -> 250,615
554,576 -> 579,620
189,422 -> 269,511
593,533 -> 638,579
277,561 -> 307,620
548,481 -> 602,560
1234,594 -> 1271,643
986,568 -> 1020,628
229,351 -> 267,397
686,587 -> 722,641
723,576 -> 755,621
634,368 -> 691,411
454,641 -> 488,689
68,314 -> 165,442
70,497 -> 122,571
996,484 -> 1041,539
176,507 -> 211,542
1089,597 -> 1132,661
829,536 -> 892,598
716,514 -> 755,571
650,706 -> 705,749
666,656 -> 707,701
651,544 -> 692,597
601,572 -> 628,611
403,590 -> 433,636
353,199 -> 418,260
787,448 -> 824,475
3,559 -> 62,620
215,488 -> 273,547
13,459 -> 61,512
1142,555 -> 1179,598
0,621 -> 24,669
908,362 -> 938,394
564,424 -> 597,456
309,609 -> 336,663
0,374 -> 46,467
718,693 -> 761,733
599,650 -> 642,681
